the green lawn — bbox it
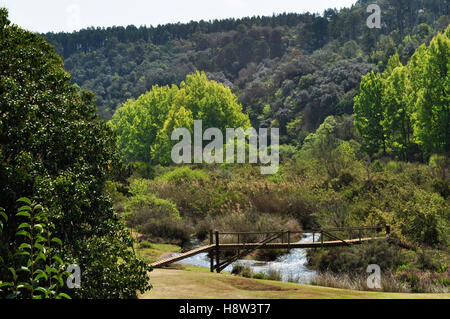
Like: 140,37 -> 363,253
140,267 -> 450,299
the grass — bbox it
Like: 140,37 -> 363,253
140,267 -> 450,299
134,242 -> 181,263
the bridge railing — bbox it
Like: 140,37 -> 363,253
210,225 -> 390,246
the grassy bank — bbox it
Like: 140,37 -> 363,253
134,241 -> 181,263
140,267 -> 450,299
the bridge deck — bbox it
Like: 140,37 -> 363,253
214,237 -> 384,250
150,237 -> 386,268
150,244 -> 215,268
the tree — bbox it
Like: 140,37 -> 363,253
412,29 -> 450,156
354,72 -> 387,155
110,71 -> 251,165
0,9 -> 150,298
382,65 -> 414,160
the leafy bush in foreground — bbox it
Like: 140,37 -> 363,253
0,9 -> 150,298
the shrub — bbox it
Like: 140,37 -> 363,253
138,216 -> 192,245
125,194 -> 181,223
138,240 -> 154,249
0,9 -> 150,298
157,166 -> 210,183
254,249 -> 287,262
231,263 -> 253,278
131,162 -> 155,179
308,241 -> 407,273
385,161 -> 404,173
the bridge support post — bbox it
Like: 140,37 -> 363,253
210,230 -> 214,272
215,231 -> 220,273
287,231 -> 290,247
321,230 -> 323,247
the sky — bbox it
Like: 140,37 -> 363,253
0,0 -> 357,33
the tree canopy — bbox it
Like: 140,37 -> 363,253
354,26 -> 450,160
110,71 -> 251,165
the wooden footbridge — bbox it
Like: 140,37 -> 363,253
150,225 -> 390,273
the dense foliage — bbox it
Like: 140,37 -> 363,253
110,71 -> 250,165
354,27 -> 450,160
43,0 -> 449,136
0,198 -> 70,299
0,9 -> 150,298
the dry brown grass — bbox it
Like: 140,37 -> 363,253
140,268 -> 450,299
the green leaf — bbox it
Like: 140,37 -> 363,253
0,282 -> 13,288
18,222 -> 31,230
18,243 -> 31,250
52,255 -> 63,265
16,211 -> 31,218
0,210 -> 8,222
8,268 -> 17,281
35,252 -> 47,263
17,197 -> 31,205
52,275 -> 64,287
15,251 -> 30,257
35,235 -> 46,243
17,282 -> 33,291
56,293 -> 72,299
16,230 -> 31,238
18,205 -> 31,212
51,237 -> 63,246
17,266 -> 30,273
35,272 -> 48,281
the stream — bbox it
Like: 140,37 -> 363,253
173,233 -> 317,284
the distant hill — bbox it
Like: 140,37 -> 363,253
43,0 -> 449,142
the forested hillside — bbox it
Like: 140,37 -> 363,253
43,0 -> 449,142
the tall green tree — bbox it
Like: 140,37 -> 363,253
382,64 -> 414,160
111,71 -> 251,165
354,72 -> 386,155
0,9 -> 150,298
412,28 -> 450,156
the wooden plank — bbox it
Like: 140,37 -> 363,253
150,244 -> 215,268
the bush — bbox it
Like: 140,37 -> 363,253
138,240 -> 154,249
125,194 -> 181,224
0,9 -> 150,298
308,241 -> 407,273
131,162 -> 155,179
138,216 -> 192,245
157,166 -> 210,183
254,249 -> 287,262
